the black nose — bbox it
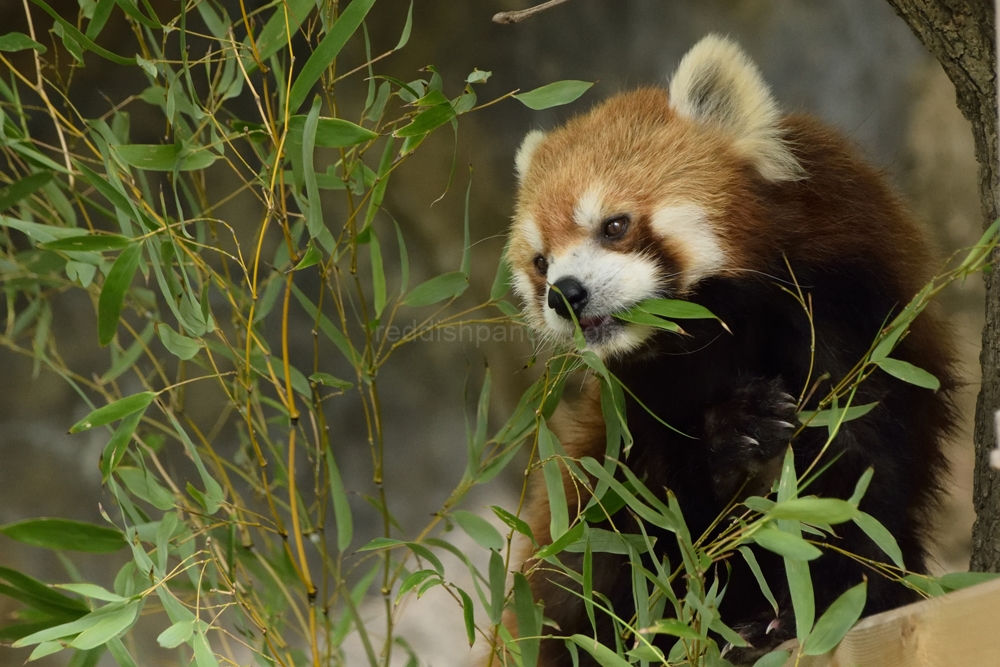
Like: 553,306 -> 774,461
548,277 -> 589,321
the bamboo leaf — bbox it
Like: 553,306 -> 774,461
287,115 -> 378,148
853,512 -> 904,569
302,96 -> 324,239
487,550 -> 505,625
798,402 -> 877,427
0,519 -> 125,553
70,392 -> 155,433
567,635 -> 631,667
514,80 -> 594,110
768,498 -> 857,525
513,573 -> 540,667
325,449 -> 353,552
402,271 -> 468,307
97,243 -> 143,346
41,234 -> 132,252
0,172 -> 52,209
0,32 -> 46,53
452,510 -> 503,552
288,0 -> 376,111
876,357 -> 940,390
803,581 -> 866,655
157,324 -> 202,361
99,409 -> 143,482
752,651 -> 791,667
116,144 -> 216,171
394,103 -> 455,138
753,525 -> 822,560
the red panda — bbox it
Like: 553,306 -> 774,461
503,35 -> 956,665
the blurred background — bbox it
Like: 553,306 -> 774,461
0,0 -> 984,664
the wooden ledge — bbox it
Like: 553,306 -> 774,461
779,577 -> 1000,666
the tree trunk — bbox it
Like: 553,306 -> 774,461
884,0 -> 999,571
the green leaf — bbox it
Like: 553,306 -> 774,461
538,421 -> 569,541
798,402 -> 877,427
41,234 -> 132,252
567,635 -> 631,667
0,566 -> 89,614
513,574 -> 540,667
402,271 -> 468,307
642,618 -> 700,640
325,449 -> 353,552
294,243 -> 323,270
452,510 -> 503,552
487,550 -> 505,624
301,96 -> 324,240
395,569 -> 439,602
465,368 -> 492,479
753,525 -> 822,560
613,307 -> 683,332
116,466 -> 175,511
634,298 -> 722,321
287,0 -> 376,112
938,571 -> 1000,591
310,372 -> 352,390
394,103 -> 456,138
69,600 -> 140,649
875,357 -> 940,390
533,522 -> 584,559
116,144 -> 216,171
513,80 -> 594,110
0,172 -> 53,210
491,250 -> 512,301
849,468 -> 874,506
853,512 -> 904,569
156,620 -> 194,649
739,547 -> 779,616
370,231 -> 386,316
768,498 -> 857,525
752,650 -> 791,667
99,409 -> 143,482
98,243 -> 143,346
803,580 -> 866,655
69,391 -> 155,433
491,506 -> 535,543
157,324 -> 202,361
192,627 -> 219,667
287,115 -> 378,148
247,0 -> 313,65
458,588 -> 475,647
54,583 -> 126,603
0,518 -> 125,553
0,32 -> 46,53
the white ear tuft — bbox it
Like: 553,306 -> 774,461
515,130 -> 546,182
669,35 -> 803,182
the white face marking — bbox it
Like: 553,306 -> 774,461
518,218 -> 544,255
573,185 -> 606,229
540,239 -> 662,357
650,204 -> 726,289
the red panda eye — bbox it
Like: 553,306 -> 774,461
603,216 -> 629,239
533,255 -> 548,275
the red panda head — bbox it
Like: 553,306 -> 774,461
508,35 -> 803,359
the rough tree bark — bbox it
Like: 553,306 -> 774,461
883,0 -> 999,571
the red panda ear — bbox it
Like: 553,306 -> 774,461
515,130 -> 546,183
669,35 -> 804,182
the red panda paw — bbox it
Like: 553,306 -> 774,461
723,608 -> 797,666
702,378 -> 798,500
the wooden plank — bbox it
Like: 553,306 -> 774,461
779,577 -> 1000,666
